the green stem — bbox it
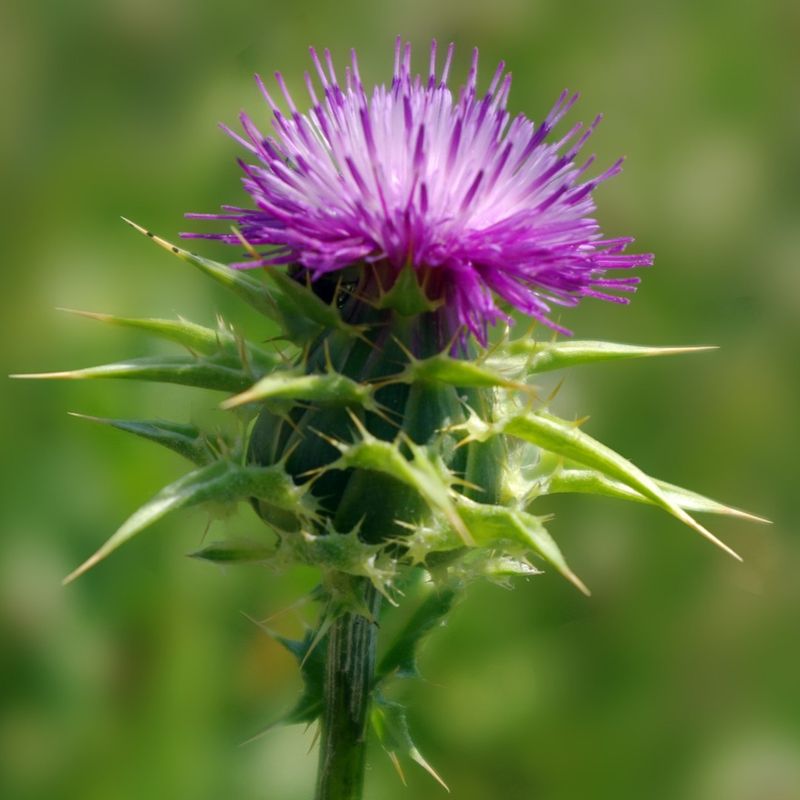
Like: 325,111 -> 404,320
315,581 -> 381,800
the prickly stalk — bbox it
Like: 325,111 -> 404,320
315,580 -> 380,800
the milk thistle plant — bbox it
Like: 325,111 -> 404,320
16,38 -> 764,799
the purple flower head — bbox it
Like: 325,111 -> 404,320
185,38 -> 653,345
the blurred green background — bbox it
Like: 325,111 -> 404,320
2,1 -> 798,798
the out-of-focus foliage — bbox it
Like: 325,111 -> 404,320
2,1 -> 797,799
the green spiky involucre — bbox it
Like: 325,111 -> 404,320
14,221 -> 766,796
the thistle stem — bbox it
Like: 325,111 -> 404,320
315,580 -> 381,800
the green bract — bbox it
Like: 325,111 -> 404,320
13,221 -> 766,788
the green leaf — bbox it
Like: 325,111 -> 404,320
371,695 -> 449,791
63,460 -> 304,584
13,354 -> 253,393
394,351 -> 527,391
456,498 -> 589,595
189,539 -> 278,564
58,308 -> 281,372
498,410 -> 741,560
504,339 -> 716,373
69,413 -> 217,465
546,468 -> 770,524
121,217 -> 279,319
222,370 -> 377,411
59,309 -> 228,354
377,585 -> 457,681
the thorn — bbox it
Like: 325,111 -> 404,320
367,401 -> 402,431
296,465 -> 327,481
388,751 -> 407,785
300,615 -> 333,668
351,293 -> 381,311
726,509 -> 771,525
371,263 -> 388,297
322,339 -> 334,372
301,340 -> 313,367
55,307 -> 111,321
121,217 -> 187,259
235,329 -> 251,373
230,225 -> 262,261
270,341 -> 295,366
221,388 -> 256,410
10,370 -> 79,380
443,327 -> 462,356
307,426 -> 346,451
345,408 -> 371,440
276,409 -> 304,438
483,330 -> 507,360
389,334 -> 416,364
240,610 -> 278,637
410,748 -> 450,792
450,476 -> 483,492
563,568 -> 591,597
306,723 -> 321,755
278,438 -> 303,467
261,592 -> 317,624
214,429 -> 234,459
239,728 -> 271,747
655,345 -> 719,355
682,516 -> 743,562
62,550 -> 102,586
372,579 -> 400,608
120,215 -> 146,234
546,377 -> 566,404
66,411 -> 105,423
199,516 -> 213,546
452,431 -> 479,451
368,373 -> 405,391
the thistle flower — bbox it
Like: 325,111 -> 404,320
13,37 -> 764,800
185,38 -> 653,344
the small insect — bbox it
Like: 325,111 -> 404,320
288,264 -> 358,308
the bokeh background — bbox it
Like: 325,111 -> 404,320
2,1 -> 798,798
